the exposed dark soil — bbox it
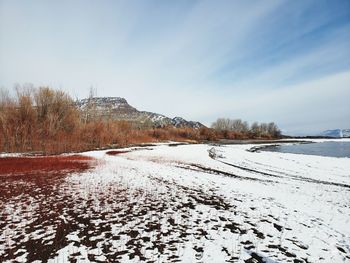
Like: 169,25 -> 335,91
106,150 -> 130,155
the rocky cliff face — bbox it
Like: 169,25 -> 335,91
76,97 -> 205,129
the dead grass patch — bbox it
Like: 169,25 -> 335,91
0,155 -> 94,176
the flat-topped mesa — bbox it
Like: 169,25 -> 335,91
76,96 -> 205,129
76,97 -> 138,113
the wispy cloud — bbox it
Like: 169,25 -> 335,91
0,0 -> 349,134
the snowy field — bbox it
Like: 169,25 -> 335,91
1,139 -> 349,262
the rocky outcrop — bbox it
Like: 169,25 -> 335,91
76,97 -> 205,129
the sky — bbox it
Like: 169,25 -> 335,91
0,0 -> 349,135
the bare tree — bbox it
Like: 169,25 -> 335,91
259,123 -> 268,136
250,122 -> 260,137
83,86 -> 98,123
267,122 -> 281,138
231,119 -> 249,133
212,117 -> 281,138
211,118 -> 232,131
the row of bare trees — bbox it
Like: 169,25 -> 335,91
0,86 -> 282,154
211,118 -> 281,138
0,86 -> 217,154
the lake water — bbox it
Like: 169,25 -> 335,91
262,141 -> 350,158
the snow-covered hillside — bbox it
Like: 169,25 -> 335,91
320,129 -> 350,138
342,129 -> 350,138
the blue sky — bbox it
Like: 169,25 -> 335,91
0,0 -> 349,134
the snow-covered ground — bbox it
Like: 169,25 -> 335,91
1,139 -> 349,262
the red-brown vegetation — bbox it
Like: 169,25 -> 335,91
0,154 -> 96,202
0,86 -> 220,154
0,155 -> 94,176
0,86 -> 215,154
0,86 -> 281,155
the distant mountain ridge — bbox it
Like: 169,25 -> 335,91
320,129 -> 350,138
76,97 -> 205,129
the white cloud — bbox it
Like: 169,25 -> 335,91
207,70 -> 350,134
0,0 -> 349,134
